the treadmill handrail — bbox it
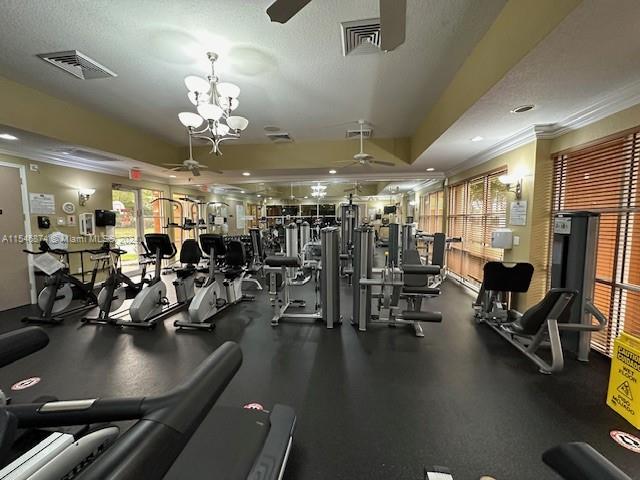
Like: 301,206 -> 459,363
4,342 -> 242,480
543,442 -> 632,480
0,327 -> 49,368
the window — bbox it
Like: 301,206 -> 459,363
552,127 -> 640,355
418,191 -> 444,233
141,189 -> 163,235
447,169 -> 508,287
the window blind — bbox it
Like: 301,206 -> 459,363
447,169 -> 508,288
552,127 -> 640,356
418,190 -> 444,234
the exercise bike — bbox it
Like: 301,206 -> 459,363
124,234 -> 200,328
175,235 -> 258,331
22,237 -> 108,325
80,244 -> 151,325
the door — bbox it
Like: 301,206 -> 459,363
112,187 -> 141,273
0,165 -> 31,310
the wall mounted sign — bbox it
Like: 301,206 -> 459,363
29,193 -> 55,215
509,201 -> 527,226
610,430 -> 640,453
11,376 -> 41,391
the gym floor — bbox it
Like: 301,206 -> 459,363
1,265 -> 639,479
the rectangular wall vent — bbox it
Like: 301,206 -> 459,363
346,128 -> 373,139
341,18 -> 382,56
266,132 -> 293,143
37,50 -> 117,79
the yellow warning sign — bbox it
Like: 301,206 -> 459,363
607,332 -> 640,429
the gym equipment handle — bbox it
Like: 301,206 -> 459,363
0,327 -> 49,368
542,442 -> 632,480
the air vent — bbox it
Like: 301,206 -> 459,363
266,132 -> 293,143
346,128 -> 373,139
37,50 -> 117,80
341,18 -> 381,56
61,148 -> 119,162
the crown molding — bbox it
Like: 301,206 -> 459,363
446,79 -> 640,177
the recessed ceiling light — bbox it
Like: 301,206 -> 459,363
268,197 -> 273,200
264,125 -> 281,132
0,133 -> 18,141
304,196 -> 308,199
329,169 -> 337,174
510,104 -> 535,114
169,174 -> 177,178
426,167 -> 435,172
242,172 -> 251,176
471,136 -> 484,142
61,151 -> 70,155
257,194 -> 262,197
240,190 -> 245,194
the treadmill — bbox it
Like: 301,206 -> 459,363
0,328 -> 295,480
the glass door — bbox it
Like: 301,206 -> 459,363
112,187 -> 141,273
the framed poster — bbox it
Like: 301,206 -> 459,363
29,193 -> 56,214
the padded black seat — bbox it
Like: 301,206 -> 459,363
402,286 -> 440,295
507,288 -> 576,335
401,311 -> 442,322
175,239 -> 202,278
265,256 -> 301,268
402,249 -> 439,291
223,240 -> 247,279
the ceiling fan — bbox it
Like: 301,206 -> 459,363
334,120 -> 395,169
163,132 -> 222,177
266,0 -> 407,51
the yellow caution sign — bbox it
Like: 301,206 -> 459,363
607,332 -> 640,429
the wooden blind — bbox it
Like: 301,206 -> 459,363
447,169 -> 507,287
552,128 -> 640,356
418,190 -> 444,233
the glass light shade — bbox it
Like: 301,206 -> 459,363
197,103 -> 223,121
184,75 -> 210,93
498,174 -> 513,185
226,115 -> 249,131
216,82 -> 240,98
178,111 -> 204,128
214,123 -> 230,136
218,97 -> 239,111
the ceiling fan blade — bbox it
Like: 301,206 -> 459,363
169,166 -> 185,171
211,170 -> 223,174
163,163 -> 185,167
266,0 -> 313,23
380,0 -> 406,52
370,160 -> 395,167
198,164 -> 209,169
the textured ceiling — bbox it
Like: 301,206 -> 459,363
0,0 -> 505,145
417,0 -> 640,171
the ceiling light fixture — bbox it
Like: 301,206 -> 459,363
242,172 -> 251,176
0,133 -> 18,141
329,169 -> 337,174
471,136 -> 484,142
426,167 -> 435,172
311,184 -> 327,198
510,104 -> 535,114
178,52 -> 248,156
169,174 -> 177,178
240,190 -> 245,194
257,194 -> 262,198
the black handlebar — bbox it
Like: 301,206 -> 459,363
543,442 -> 632,480
0,327 -> 49,368
5,341 -> 243,480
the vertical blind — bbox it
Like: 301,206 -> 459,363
418,190 -> 444,233
552,128 -> 640,355
447,169 -> 508,287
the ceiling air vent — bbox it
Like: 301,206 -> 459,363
266,132 -> 293,143
341,18 -> 381,56
346,128 -> 373,139
37,50 -> 117,80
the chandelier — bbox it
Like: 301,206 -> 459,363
177,52 -> 249,155
311,184 -> 327,198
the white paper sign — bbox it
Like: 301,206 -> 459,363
32,252 -> 64,276
29,193 -> 56,214
509,201 -> 527,226
236,205 -> 245,229
214,216 -> 224,225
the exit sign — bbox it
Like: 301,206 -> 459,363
129,169 -> 142,180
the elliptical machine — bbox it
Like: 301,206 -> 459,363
22,236 -> 108,325
124,234 -> 200,328
175,235 -> 258,331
